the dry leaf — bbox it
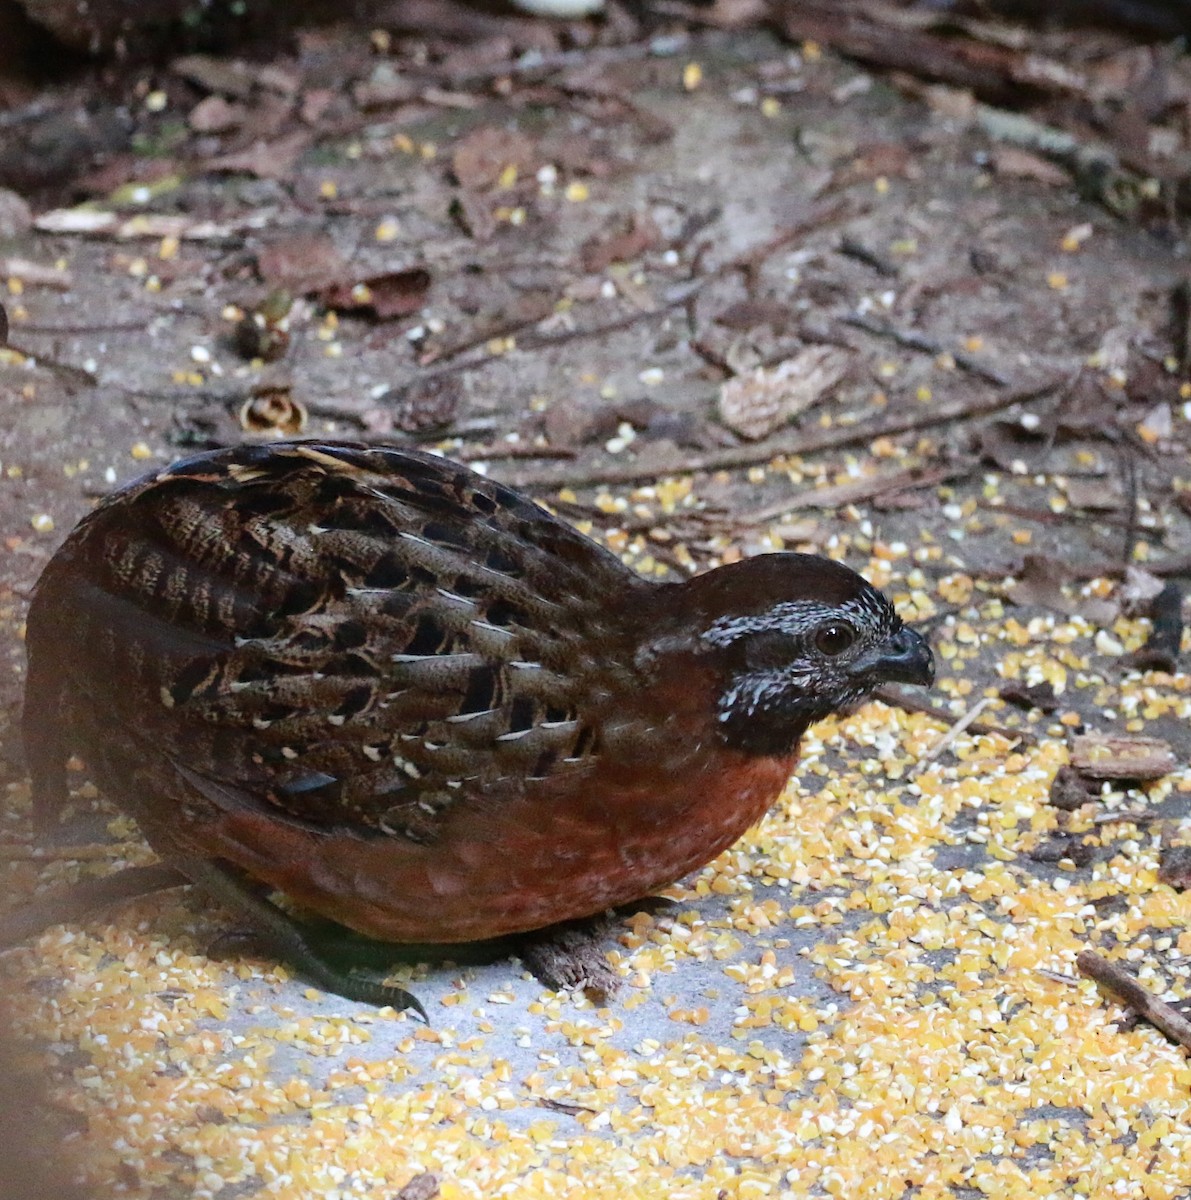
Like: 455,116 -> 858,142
206,131 -> 310,180
579,212 -> 661,273
0,189 -> 32,238
1064,476 -> 1122,511
989,146 -> 1070,186
1048,766 -> 1098,811
172,54 -> 257,99
1137,402 -> 1173,444
257,233 -> 348,295
320,268 -> 431,320
238,388 -> 307,437
452,127 -> 535,190
718,348 -> 850,441
188,95 -> 244,135
1120,565 -> 1165,612
452,190 -> 496,241
395,1172 -> 440,1200
1004,555 -> 1118,624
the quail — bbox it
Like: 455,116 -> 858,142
20,441 -> 933,1011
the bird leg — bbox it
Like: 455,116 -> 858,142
182,858 -> 428,1020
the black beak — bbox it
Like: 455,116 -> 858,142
851,625 -> 934,687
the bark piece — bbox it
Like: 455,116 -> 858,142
1071,734 -> 1176,781
718,347 -> 850,441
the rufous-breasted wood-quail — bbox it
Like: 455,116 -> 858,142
20,441 -> 934,1012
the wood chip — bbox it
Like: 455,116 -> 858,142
1070,734 -> 1176,781
395,1172 -> 440,1200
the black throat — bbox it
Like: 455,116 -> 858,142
715,698 -> 829,758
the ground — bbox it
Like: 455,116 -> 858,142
1,8 -> 1191,1200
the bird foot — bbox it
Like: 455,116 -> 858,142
185,860 -> 428,1019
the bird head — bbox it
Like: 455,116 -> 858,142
659,553 -> 933,757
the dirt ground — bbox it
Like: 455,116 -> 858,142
2,6 -> 1191,1199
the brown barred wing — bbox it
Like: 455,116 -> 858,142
25,441 -> 647,845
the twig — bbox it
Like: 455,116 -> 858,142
1076,949 -> 1191,1052
1116,437 -> 1140,569
729,462 -> 965,525
511,375 -> 1064,491
842,311 -> 1011,387
411,199 -> 854,383
838,237 -> 899,278
874,685 -> 1034,744
0,842 -> 143,862
915,697 -> 993,767
436,31 -> 693,87
1089,807 -> 1163,827
456,444 -> 576,464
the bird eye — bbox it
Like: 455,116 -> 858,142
814,622 -> 856,656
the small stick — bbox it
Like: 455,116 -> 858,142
513,375 -> 1063,491
876,686 -> 1032,745
1088,807 -> 1162,827
842,311 -> 1011,387
0,842 -> 144,862
1076,949 -> 1191,1052
915,697 -> 993,768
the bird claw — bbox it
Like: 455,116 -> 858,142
325,969 -> 429,1022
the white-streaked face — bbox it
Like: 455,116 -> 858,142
699,588 -> 930,756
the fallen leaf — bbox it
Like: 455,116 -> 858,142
172,55 -> 258,99
352,69 -> 419,110
989,146 -> 1071,186
239,388 -> 307,437
1137,401 -> 1173,444
391,375 -> 462,432
0,188 -> 32,238
1121,579 -> 1183,672
1064,476 -> 1122,510
579,212 -> 661,273
714,298 -> 792,332
718,347 -> 850,441
1004,555 -> 1118,624
257,233 -> 348,295
321,268 -> 432,320
1119,565 -> 1166,613
998,681 -> 1059,713
691,0 -> 769,26
452,190 -> 496,241
1028,833 -> 1096,866
206,131 -> 310,180
452,126 -> 535,190
544,397 -> 615,449
976,416 -> 1051,473
189,95 -> 244,135
395,1172 -> 440,1200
